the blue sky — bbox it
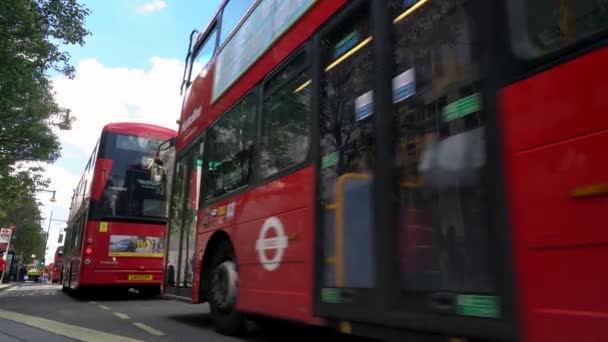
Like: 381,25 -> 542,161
69,0 -> 221,68
40,0 -> 222,262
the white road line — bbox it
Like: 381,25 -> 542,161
0,309 -> 144,342
90,301 -> 97,304
113,312 -> 130,320
98,305 -> 110,310
132,322 -> 165,336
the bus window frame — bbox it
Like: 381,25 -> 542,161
253,46 -> 313,184
507,0 -> 608,62
197,44 -> 313,206
186,22 -> 219,90
200,88 -> 259,205
218,0 -> 257,48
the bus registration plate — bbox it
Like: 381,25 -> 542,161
128,274 -> 153,281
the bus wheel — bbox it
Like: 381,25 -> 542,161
209,242 -> 245,336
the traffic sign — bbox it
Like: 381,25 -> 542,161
0,228 -> 11,244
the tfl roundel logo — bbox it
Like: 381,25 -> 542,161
255,217 -> 288,271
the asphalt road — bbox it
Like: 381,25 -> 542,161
0,283 -> 379,342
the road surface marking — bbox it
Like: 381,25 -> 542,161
90,301 -> 97,304
98,305 -> 110,310
0,309 -> 144,342
133,322 -> 165,336
113,312 -> 130,320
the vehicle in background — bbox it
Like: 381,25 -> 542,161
62,122 -> 176,297
52,246 -> 64,283
165,0 -> 608,341
27,269 -> 42,283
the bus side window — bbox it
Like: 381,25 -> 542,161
254,52 -> 311,180
509,0 -> 608,58
219,0 -> 255,46
188,26 -> 218,88
204,91 -> 257,201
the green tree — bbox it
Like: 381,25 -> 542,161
3,193 -> 46,265
0,0 -> 91,201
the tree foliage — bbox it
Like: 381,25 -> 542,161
0,0 -> 90,199
0,0 -> 90,261
2,192 -> 45,265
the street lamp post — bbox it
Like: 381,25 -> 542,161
34,189 -> 57,203
44,210 -> 67,262
42,210 -> 67,283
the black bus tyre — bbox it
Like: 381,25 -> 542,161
209,242 -> 245,336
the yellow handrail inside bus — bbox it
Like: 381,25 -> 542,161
334,172 -> 371,287
325,172 -> 423,287
394,0 -> 430,24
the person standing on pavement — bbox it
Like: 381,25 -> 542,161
19,265 -> 26,282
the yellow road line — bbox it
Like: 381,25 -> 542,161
0,309 -> 144,342
132,322 -> 165,336
98,305 -> 110,310
113,312 -> 130,320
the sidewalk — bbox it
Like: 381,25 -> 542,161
0,282 -> 16,292
0,319 -> 77,342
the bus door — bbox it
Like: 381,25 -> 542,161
164,136 -> 204,298
314,0 -> 513,340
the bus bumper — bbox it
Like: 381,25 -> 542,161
79,269 -> 164,286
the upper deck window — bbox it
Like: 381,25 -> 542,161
219,0 -> 255,46
509,0 -> 608,58
191,27 -> 218,81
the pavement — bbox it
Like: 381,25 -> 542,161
0,283 -> 15,291
0,282 -> 378,342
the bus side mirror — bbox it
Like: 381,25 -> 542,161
58,234 -> 64,243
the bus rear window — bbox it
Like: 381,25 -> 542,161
510,0 -> 608,58
94,132 -> 169,220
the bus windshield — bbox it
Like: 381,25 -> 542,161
95,132 -> 169,220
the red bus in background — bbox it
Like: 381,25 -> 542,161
52,246 -> 64,283
164,0 -> 608,341
62,122 -> 176,296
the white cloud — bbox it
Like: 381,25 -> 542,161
136,0 -> 167,14
53,56 -> 182,155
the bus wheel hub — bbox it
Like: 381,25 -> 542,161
212,260 -> 238,311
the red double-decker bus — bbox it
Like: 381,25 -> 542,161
165,0 -> 608,341
51,246 -> 64,283
62,122 -> 176,296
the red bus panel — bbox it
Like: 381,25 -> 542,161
500,48 -> 608,342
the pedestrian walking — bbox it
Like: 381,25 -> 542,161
18,266 -> 26,282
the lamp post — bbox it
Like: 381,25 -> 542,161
44,210 -> 67,262
34,189 -> 57,203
